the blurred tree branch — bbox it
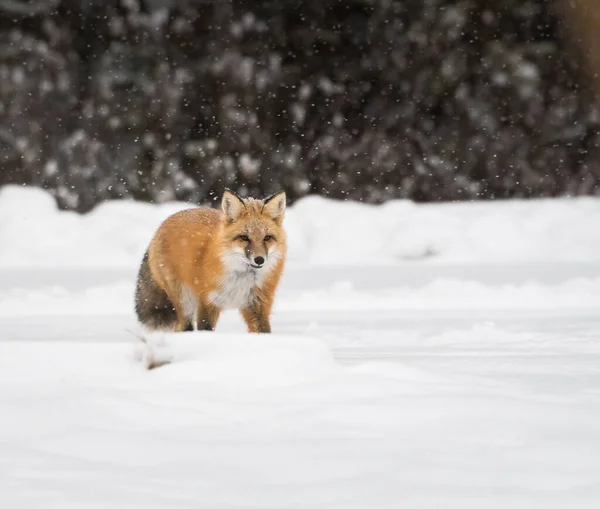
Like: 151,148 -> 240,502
562,0 -> 600,105
0,0 -> 59,16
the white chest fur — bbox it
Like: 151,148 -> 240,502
209,267 -> 260,309
209,250 -> 280,310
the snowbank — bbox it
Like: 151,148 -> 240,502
1,276 -> 599,317
280,277 -> 600,312
2,185 -> 600,268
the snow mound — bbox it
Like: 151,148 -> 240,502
0,185 -> 189,268
2,331 -> 600,509
135,333 -> 338,383
2,185 -> 600,268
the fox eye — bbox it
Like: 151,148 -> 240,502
238,235 -> 250,242
264,235 -> 272,242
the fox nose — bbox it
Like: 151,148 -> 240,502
254,256 -> 265,266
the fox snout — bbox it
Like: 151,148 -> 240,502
247,248 -> 267,268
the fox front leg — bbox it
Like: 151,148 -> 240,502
240,303 -> 271,333
197,302 -> 221,331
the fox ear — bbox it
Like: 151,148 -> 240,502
262,191 -> 286,222
222,189 -> 245,222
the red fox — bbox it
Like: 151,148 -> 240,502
135,189 -> 286,333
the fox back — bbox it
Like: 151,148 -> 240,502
134,190 -> 287,333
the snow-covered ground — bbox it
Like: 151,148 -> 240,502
1,185 -> 600,508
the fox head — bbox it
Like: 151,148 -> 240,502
220,189 -> 286,270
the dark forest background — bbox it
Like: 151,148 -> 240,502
0,0 -> 599,212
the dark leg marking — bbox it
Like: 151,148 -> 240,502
197,303 -> 220,331
241,305 -> 271,333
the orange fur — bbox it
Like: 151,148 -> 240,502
139,190 -> 286,333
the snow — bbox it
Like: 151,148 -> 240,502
1,186 -> 600,508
